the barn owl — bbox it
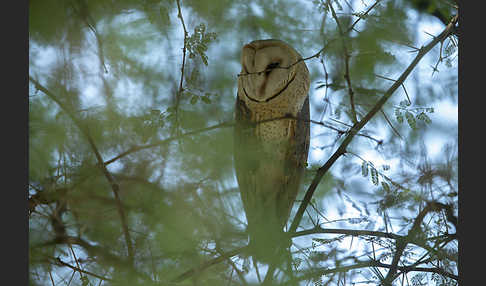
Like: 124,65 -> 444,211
234,39 -> 310,262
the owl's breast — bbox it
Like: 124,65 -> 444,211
254,112 -> 295,142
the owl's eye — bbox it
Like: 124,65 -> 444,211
265,62 -> 280,75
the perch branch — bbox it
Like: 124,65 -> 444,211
294,225 -> 457,265
171,212 -> 456,284
285,259 -> 457,285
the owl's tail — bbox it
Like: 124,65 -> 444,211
247,225 -> 292,265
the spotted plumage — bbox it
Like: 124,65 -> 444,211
234,39 -> 310,261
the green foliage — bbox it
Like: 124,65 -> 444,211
28,0 -> 457,285
406,0 -> 455,25
29,0 -> 79,44
143,0 -> 172,29
394,100 -> 434,129
350,1 -> 411,83
361,161 -> 387,187
186,23 -> 217,66
188,92 -> 218,105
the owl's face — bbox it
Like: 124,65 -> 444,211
239,39 -> 301,102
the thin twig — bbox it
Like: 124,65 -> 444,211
103,114 -> 382,166
380,109 -> 403,140
238,0 -> 380,79
285,259 -> 457,285
53,257 -> 113,282
28,76 -> 134,263
347,0 -> 381,33
41,237 -> 154,283
295,224 -> 456,262
71,0 -> 108,73
262,264 -> 277,285
68,245 -> 83,277
49,271 -> 55,286
328,1 -> 358,124
382,201 -> 457,285
220,251 -> 248,286
318,56 -> 331,122
171,246 -> 249,283
104,121 -> 234,165
294,227 -> 401,241
172,0 -> 189,136
393,237 -> 456,281
288,14 -> 458,235
170,217 -> 457,284
401,83 -> 412,104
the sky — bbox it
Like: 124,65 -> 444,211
29,0 -> 457,284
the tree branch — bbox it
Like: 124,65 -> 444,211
294,226 -> 401,240
52,257 -> 113,282
347,0 -> 381,33
286,259 -> 457,285
294,225 -> 457,266
70,0 -> 108,73
172,0 -> 189,136
237,0 -> 381,78
382,201 -> 458,285
28,76 -> 134,263
171,214 -> 456,284
104,121 -> 233,165
288,13 -> 458,235
39,236 -> 155,284
328,1 -> 358,124
171,246 -> 249,283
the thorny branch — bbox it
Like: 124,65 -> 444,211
382,201 -> 457,285
31,3 -> 458,284
348,0 -> 381,33
52,257 -> 113,282
29,76 -> 135,263
288,13 -> 458,235
285,259 -> 458,285
172,219 -> 457,283
294,224 -> 457,263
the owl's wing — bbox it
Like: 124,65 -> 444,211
233,95 -> 310,226
278,96 -> 310,224
233,95 -> 256,217
294,96 -> 310,167
234,94 -> 310,261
